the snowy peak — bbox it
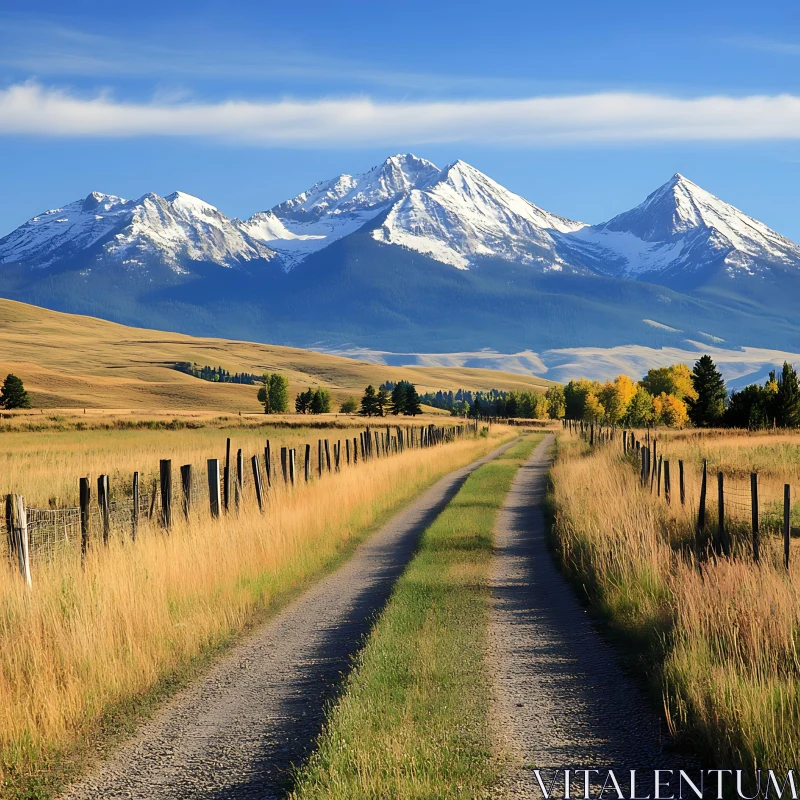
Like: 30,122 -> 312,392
568,173 -> 800,279
0,190 -> 276,272
371,158 -> 585,270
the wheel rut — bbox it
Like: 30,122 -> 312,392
62,437 -> 519,800
488,435 -> 691,798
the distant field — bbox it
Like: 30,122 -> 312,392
0,299 -> 553,412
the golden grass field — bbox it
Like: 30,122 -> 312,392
0,423 -> 515,798
549,428 -> 800,774
0,299 -> 552,412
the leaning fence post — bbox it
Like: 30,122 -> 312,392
353,437 -> 358,464
207,459 -> 221,518
97,474 -> 110,545
160,459 -> 172,530
751,472 -> 759,564
132,471 -> 139,541
264,441 -> 272,488
80,477 -> 91,559
784,484 -> 791,570
251,455 -> 264,513
325,439 -> 332,472
180,464 -> 192,520
6,495 -> 31,588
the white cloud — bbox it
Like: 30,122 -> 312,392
2,82 -> 800,146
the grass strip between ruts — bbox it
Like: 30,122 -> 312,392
291,434 -> 543,800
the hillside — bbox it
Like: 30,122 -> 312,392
0,299 -> 552,411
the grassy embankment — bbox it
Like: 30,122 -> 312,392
0,424 -> 514,800
548,429 -> 800,773
291,434 -> 543,800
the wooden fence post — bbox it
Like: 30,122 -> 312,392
264,441 -> 272,488
280,447 -> 288,483
160,459 -> 172,530
325,439 -> 331,472
305,444 -> 311,482
664,460 -> 671,505
224,437 -> 231,513
657,456 -> 663,497
353,437 -> 358,464
717,472 -> 727,556
289,449 -> 296,486
318,440 -> 324,477
181,464 -> 192,520
251,455 -> 264,513
97,475 -> 110,545
335,441 -> 341,472
346,438 -> 351,465
6,495 -> 31,588
679,460 -> 686,506
80,477 -> 91,559
236,449 -> 244,511
751,472 -> 759,564
697,459 -> 707,553
207,459 -> 221,518
651,441 -> 658,493
132,471 -> 139,542
784,484 -> 791,570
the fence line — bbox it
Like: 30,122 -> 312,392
4,422 -> 478,585
569,420 -> 798,568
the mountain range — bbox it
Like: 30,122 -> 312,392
2,153 -> 799,357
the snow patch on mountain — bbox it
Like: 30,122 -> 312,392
567,173 -> 800,278
0,192 -> 133,268
372,160 -> 586,270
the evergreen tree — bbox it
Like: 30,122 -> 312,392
295,389 -> 313,414
310,388 -> 331,414
470,397 -> 482,418
1,374 -> 30,409
404,384 -> 422,416
687,355 -> 727,427
775,361 -> 800,428
389,383 -> 407,415
360,385 -> 378,417
376,387 -> 389,417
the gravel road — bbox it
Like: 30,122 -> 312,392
62,437 -> 519,800
488,435 -> 690,798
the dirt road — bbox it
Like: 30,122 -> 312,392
62,437 -> 519,800
488,435 -> 688,797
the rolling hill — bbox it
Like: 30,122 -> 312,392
0,299 -> 553,411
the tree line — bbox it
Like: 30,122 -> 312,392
173,362 -> 261,385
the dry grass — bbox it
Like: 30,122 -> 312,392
549,430 -> 800,773
0,298 -> 552,412
0,425 -> 513,798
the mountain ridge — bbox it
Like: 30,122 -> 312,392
2,154 -> 799,357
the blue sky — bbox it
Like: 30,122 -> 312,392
1,0 -> 800,237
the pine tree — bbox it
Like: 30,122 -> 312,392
404,384 -> 422,416
687,355 -> 727,427
389,383 -> 406,415
376,387 -> 389,417
1,374 -> 30,409
776,362 -> 800,428
295,389 -> 313,414
360,385 -> 378,417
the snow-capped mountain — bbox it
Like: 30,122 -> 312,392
372,160 -> 585,270
2,156 -> 800,358
242,154 -> 440,269
563,173 -> 800,284
244,154 -> 586,271
0,190 -> 275,274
